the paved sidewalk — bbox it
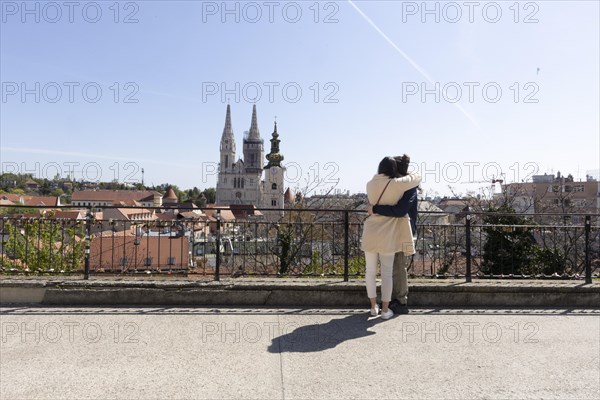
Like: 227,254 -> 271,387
1,307 -> 599,399
1,277 -> 599,307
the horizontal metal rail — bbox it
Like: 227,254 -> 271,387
0,205 -> 598,283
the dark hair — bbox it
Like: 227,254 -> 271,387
394,154 -> 411,176
378,157 -> 399,178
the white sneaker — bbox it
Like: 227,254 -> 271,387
381,308 -> 394,320
370,304 -> 380,316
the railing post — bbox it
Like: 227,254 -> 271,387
84,209 -> 91,280
584,215 -> 591,284
465,213 -> 472,283
343,210 -> 349,282
215,209 -> 221,281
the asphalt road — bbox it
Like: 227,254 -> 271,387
1,307 -> 599,399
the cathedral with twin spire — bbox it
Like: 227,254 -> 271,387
215,104 -> 285,211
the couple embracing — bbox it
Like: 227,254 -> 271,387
361,155 -> 420,320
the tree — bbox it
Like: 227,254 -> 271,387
39,180 -> 52,195
1,215 -> 85,273
202,188 -> 216,204
50,188 -> 64,198
277,227 -> 292,274
481,204 -> 537,276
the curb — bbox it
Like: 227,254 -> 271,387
1,278 -> 599,307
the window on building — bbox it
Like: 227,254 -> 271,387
271,199 -> 277,206
272,183 -> 277,190
225,155 -> 229,169
565,185 -> 572,193
574,185 -> 585,192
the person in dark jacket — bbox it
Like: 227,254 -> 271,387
368,154 -> 418,314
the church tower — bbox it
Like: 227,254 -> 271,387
242,104 -> 264,205
220,104 -> 236,171
216,104 -> 238,205
264,121 -> 285,216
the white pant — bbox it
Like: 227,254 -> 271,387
364,252 -> 395,302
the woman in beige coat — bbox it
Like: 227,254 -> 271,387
361,157 -> 421,319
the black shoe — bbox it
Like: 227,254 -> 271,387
389,300 -> 409,314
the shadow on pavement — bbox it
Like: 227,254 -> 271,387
268,312 -> 384,353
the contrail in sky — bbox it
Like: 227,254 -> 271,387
347,0 -> 480,129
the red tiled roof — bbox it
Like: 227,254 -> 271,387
114,199 -> 142,207
48,210 -> 85,220
117,208 -> 155,217
23,196 -> 59,206
156,213 -> 177,221
71,190 -> 161,202
204,208 -> 236,221
229,204 -> 263,220
0,194 -> 22,202
163,187 -> 177,200
178,211 -> 204,220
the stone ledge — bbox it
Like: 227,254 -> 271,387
1,277 -> 598,307
1,277 -> 599,290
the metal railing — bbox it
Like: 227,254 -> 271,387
0,205 -> 598,283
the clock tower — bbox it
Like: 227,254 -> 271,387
264,121 -> 285,216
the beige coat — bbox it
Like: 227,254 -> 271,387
361,173 -> 421,255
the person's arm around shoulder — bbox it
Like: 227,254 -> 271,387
373,187 -> 417,217
389,173 -> 421,191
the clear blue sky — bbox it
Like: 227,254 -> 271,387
1,0 -> 599,197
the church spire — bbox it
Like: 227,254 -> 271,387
220,104 -> 235,154
221,104 -> 234,141
248,104 -> 260,140
265,121 -> 284,168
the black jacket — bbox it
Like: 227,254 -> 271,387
372,187 -> 418,236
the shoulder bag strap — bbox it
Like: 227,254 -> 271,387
375,180 -> 392,205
